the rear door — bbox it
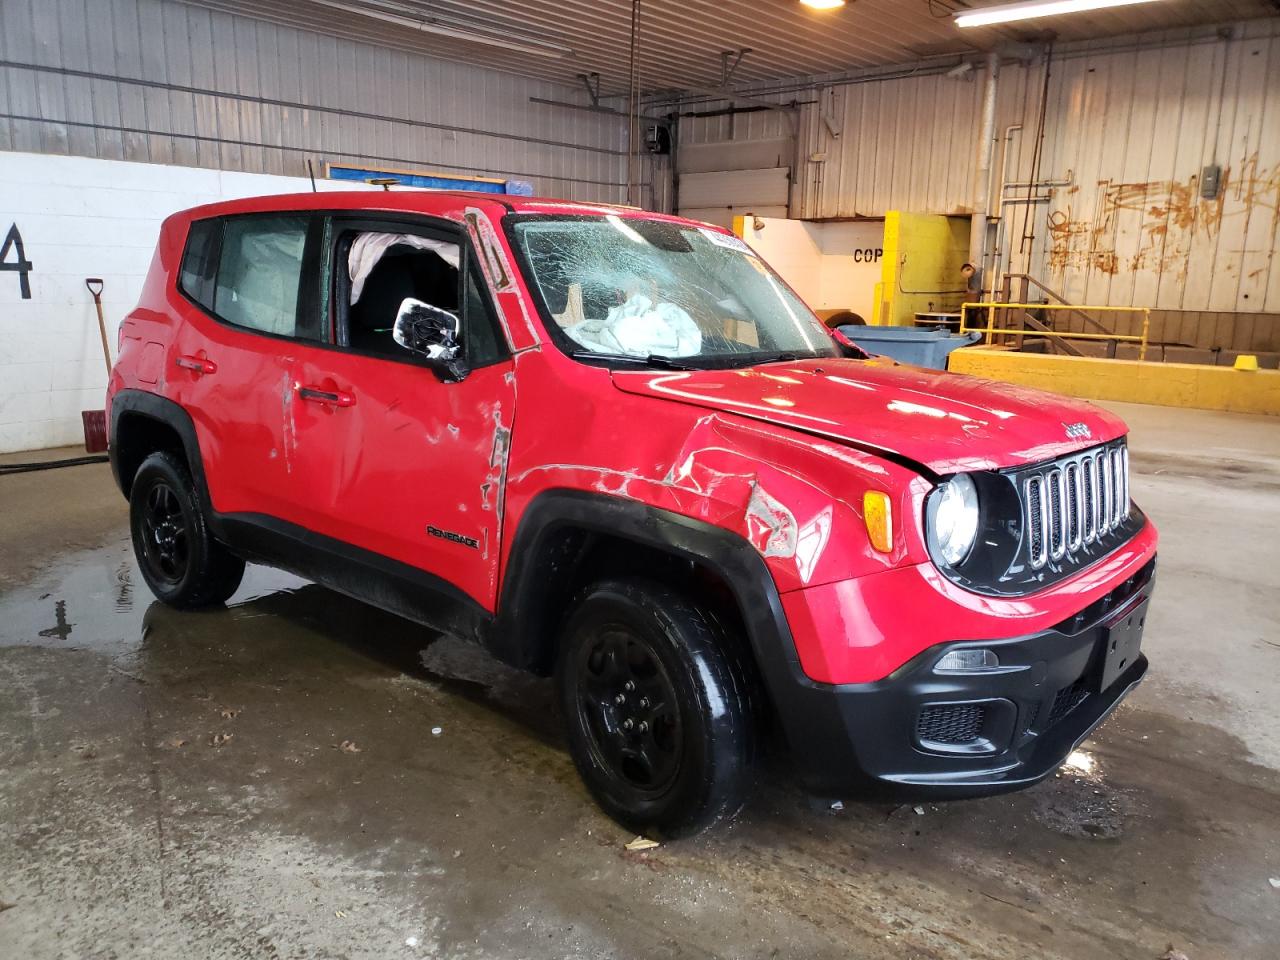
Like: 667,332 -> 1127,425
286,213 -> 516,610
168,212 -> 323,521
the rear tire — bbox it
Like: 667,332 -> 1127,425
557,578 -> 755,837
129,451 -> 245,608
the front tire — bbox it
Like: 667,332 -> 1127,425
129,451 -> 245,608
557,578 -> 755,837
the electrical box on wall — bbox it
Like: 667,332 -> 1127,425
645,124 -> 671,155
1200,164 -> 1222,200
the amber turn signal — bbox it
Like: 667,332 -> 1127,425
863,491 -> 893,553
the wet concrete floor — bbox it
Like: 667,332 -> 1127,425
2,401 -> 1279,959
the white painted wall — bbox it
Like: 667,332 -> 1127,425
0,150 -> 389,453
739,217 -> 884,322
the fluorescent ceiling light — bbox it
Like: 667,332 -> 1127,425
309,0 -> 573,58
800,0 -> 847,9
955,0 -> 1163,28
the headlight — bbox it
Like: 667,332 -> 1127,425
930,474 -> 980,566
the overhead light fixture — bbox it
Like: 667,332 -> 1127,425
309,0 -> 573,58
955,0 -> 1163,28
800,0 -> 847,10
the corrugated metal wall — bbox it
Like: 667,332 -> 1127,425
1013,21 -> 1280,315
677,18 -> 1280,314
0,0 -> 628,201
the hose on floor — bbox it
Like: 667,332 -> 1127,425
0,454 -> 110,475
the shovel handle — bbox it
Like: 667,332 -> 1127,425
85,278 -> 112,374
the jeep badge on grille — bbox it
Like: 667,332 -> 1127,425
1064,422 -> 1092,440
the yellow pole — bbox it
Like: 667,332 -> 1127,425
1139,308 -> 1150,362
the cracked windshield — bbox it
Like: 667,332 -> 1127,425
511,215 -> 838,368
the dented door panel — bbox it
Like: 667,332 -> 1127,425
287,346 -> 517,611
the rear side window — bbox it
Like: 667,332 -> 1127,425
178,218 -> 220,311
212,215 -> 317,340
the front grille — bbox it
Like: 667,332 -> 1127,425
916,704 -> 986,745
1022,440 -> 1129,572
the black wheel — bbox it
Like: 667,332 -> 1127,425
558,578 -> 755,837
129,451 -> 245,608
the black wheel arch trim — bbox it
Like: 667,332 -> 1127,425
109,389 -> 214,516
488,488 -> 842,787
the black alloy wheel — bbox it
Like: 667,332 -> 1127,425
574,624 -> 684,799
138,480 -> 190,587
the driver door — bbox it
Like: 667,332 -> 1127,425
286,214 -> 515,611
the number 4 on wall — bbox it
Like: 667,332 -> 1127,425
1,223 -> 34,300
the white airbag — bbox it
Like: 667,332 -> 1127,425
348,233 -> 460,304
564,293 -> 701,357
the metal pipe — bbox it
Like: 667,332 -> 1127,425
1002,176 -> 1072,190
988,123 -> 1022,293
969,52 -> 1000,282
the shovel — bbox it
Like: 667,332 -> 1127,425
81,278 -> 111,453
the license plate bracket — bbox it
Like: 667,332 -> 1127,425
1097,596 -> 1149,692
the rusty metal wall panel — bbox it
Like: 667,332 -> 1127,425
1021,22 -> 1280,314
0,0 -> 628,200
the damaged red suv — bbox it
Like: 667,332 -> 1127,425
108,192 -> 1157,836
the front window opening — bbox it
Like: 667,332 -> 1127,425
343,231 -> 459,358
510,216 -> 837,368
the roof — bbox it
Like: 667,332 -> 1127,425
176,190 -> 721,225
184,0 -> 1280,94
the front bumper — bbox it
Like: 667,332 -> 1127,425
778,557 -> 1155,799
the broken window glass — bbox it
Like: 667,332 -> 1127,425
510,215 -> 836,367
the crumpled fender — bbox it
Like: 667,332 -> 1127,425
506,408 -> 931,594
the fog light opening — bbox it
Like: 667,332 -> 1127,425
934,648 -> 1000,673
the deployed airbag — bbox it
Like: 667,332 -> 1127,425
349,233 -> 459,304
565,293 -> 701,357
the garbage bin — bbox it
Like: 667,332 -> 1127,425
836,324 -> 981,370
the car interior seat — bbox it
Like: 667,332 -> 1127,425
349,244 -> 459,357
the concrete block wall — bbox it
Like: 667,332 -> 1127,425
0,150 -> 385,453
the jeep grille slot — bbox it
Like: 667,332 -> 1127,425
1023,439 -> 1130,572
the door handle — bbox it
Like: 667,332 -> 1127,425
175,354 -> 217,375
298,385 -> 356,407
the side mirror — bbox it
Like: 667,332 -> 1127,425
393,298 -> 469,381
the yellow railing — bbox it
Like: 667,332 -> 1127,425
960,302 -> 1152,361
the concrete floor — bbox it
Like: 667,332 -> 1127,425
1,401 -> 1278,960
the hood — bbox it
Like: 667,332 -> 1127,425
610,358 -> 1127,475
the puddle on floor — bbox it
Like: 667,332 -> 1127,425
0,537 -> 308,655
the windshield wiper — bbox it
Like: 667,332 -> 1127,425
570,351 -> 695,370
751,351 -> 805,365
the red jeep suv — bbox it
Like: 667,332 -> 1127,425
107,191 -> 1157,836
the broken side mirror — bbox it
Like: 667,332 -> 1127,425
393,298 -> 469,382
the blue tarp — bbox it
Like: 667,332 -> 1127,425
327,166 -> 531,196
